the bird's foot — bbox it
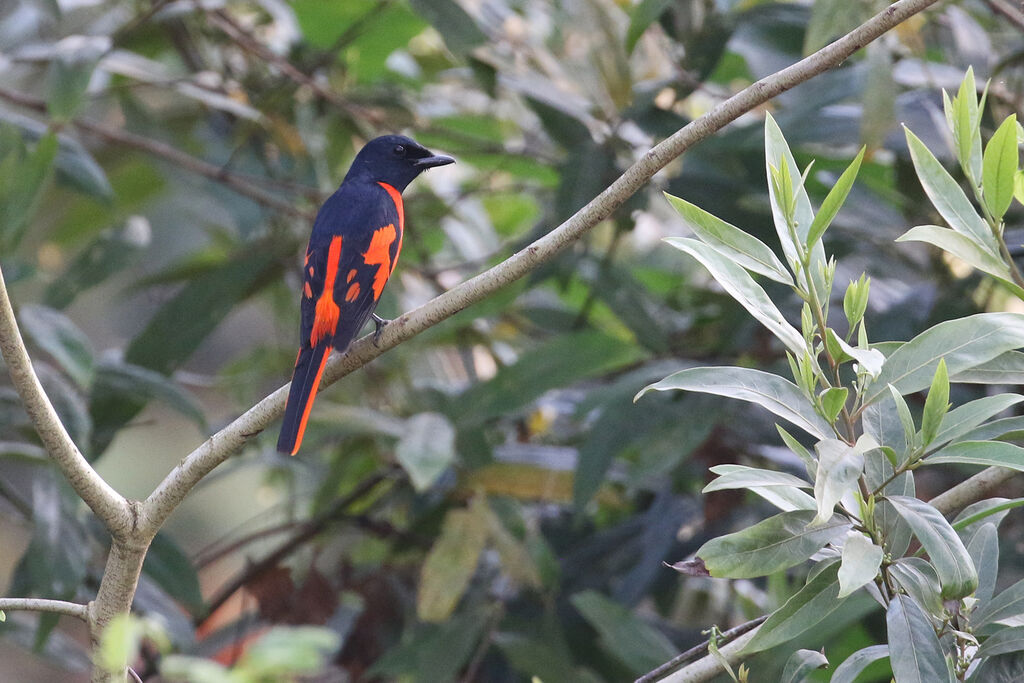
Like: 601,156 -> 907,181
371,313 -> 390,347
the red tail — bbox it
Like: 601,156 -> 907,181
277,343 -> 332,455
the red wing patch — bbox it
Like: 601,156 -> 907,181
345,282 -> 361,302
378,182 -> 404,275
310,236 -> 343,346
363,224 -> 396,300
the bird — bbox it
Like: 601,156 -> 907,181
277,135 -> 454,455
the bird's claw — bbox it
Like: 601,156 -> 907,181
371,313 -> 390,347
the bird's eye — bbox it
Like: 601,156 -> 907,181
393,145 -> 406,156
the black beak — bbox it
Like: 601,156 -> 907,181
414,154 -> 455,169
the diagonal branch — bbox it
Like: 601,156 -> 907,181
139,0 -> 945,536
0,597 -> 90,622
0,266 -> 133,536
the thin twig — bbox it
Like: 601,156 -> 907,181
0,597 -> 90,622
634,616 -> 768,683
138,0 -> 948,544
0,266 -> 132,535
0,86 -> 315,220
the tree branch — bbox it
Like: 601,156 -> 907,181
137,0 -> 947,537
0,86 -> 316,220
0,265 -> 133,536
0,597 -> 89,621
928,466 -> 1018,517
635,616 -> 768,683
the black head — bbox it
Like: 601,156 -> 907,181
343,134 -> 454,192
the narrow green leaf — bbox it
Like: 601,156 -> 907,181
407,0 -> 486,56
966,524 -> 999,609
975,577 -> 1024,630
417,507 -> 488,622
820,387 -> 848,423
865,313 -> 1024,407
636,366 -> 832,440
1015,169 -> 1024,206
780,649 -> 828,683
703,464 -> 811,493
570,591 -> 677,674
663,237 -> 804,353
982,115 -> 1019,219
887,495 -> 978,598
663,193 -> 792,284
838,531 -> 883,598
19,304 -> 94,388
92,359 -> 206,429
748,485 -> 818,512
696,510 -> 849,579
978,626 -> 1024,657
887,593 -> 954,683
926,440 -> 1024,472
830,645 -> 889,683
744,561 -> 848,652
896,225 -> 1021,297
953,67 -> 982,183
813,439 -> 864,526
625,0 -> 674,52
396,412 -> 456,491
920,358 -> 949,447
905,127 -> 997,254
933,394 -> 1024,448
888,558 -> 945,615
765,113 -> 817,266
143,533 -> 204,615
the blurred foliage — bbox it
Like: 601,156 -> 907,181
0,0 -> 1021,681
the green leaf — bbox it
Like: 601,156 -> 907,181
417,507 -> 488,622
0,130 -> 57,251
896,225 -> 1022,297
91,359 -> 206,429
982,115 -> 1019,220
888,558 -> 944,615
838,531 -> 883,598
370,609 -> 488,680
926,441 -> 1024,472
703,464 -> 811,493
904,127 -> 996,254
887,495 -> 978,598
765,113 -> 817,267
663,194 -> 792,284
395,412 -> 456,491
843,274 -> 870,329
19,304 -> 94,388
860,43 -> 895,152
744,561 -> 848,652
887,593 -> 953,683
920,358 -> 949,447
820,387 -> 848,423
1015,169 -> 1024,206
813,439 -> 863,526
143,532 -> 204,615
454,330 -> 643,422
975,577 -> 1024,630
780,649 -> 829,683
162,656 -> 231,683
954,350 -> 1024,384
747,485 -> 818,512
636,366 -> 832,439
47,53 -> 100,121
570,590 -> 677,674
694,510 -> 849,579
98,613 -> 141,676
951,67 -> 983,184
626,0 -> 674,52
967,523 -> 999,609
933,394 -> 1024,448
830,645 -> 889,683
978,626 -> 1024,657
663,237 -> 804,353
864,313 -> 1024,406
408,0 -> 486,56
44,222 -> 147,309
239,626 -> 341,675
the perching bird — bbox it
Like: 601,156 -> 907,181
277,135 -> 454,455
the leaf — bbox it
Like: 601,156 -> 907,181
933,394 -> 1024,448
887,594 -> 953,683
18,304 -> 94,388
626,0 -> 674,52
91,359 -> 206,429
744,561 -> 848,653
396,412 -> 456,491
695,510 -> 849,579
860,43 -> 895,152
820,387 -> 848,422
748,485 -> 818,512
888,558 -> 945,615
417,507 -> 488,622
982,115 -> 1019,220
951,67 -> 983,184
703,464 -> 811,493
408,0 -> 486,56
143,532 -> 204,616
838,531 -> 883,598
0,129 -> 57,250
44,221 -> 147,309
975,577 -> 1024,630
904,127 -> 996,254
239,626 -> 341,675
570,590 -> 677,674
887,495 -> 978,598
967,523 -> 999,609
370,609 -> 488,680
830,645 -> 890,683
920,358 -> 949,447
954,350 -> 1024,384
926,441 -> 1024,472
978,626 -> 1024,658
637,366 -> 831,440
663,194 -> 792,284
663,237 -> 804,353
780,649 -> 829,683
896,225 -> 1022,297
813,439 -> 864,526
765,113 -> 816,257
864,313 -> 1024,406
807,147 -> 865,248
